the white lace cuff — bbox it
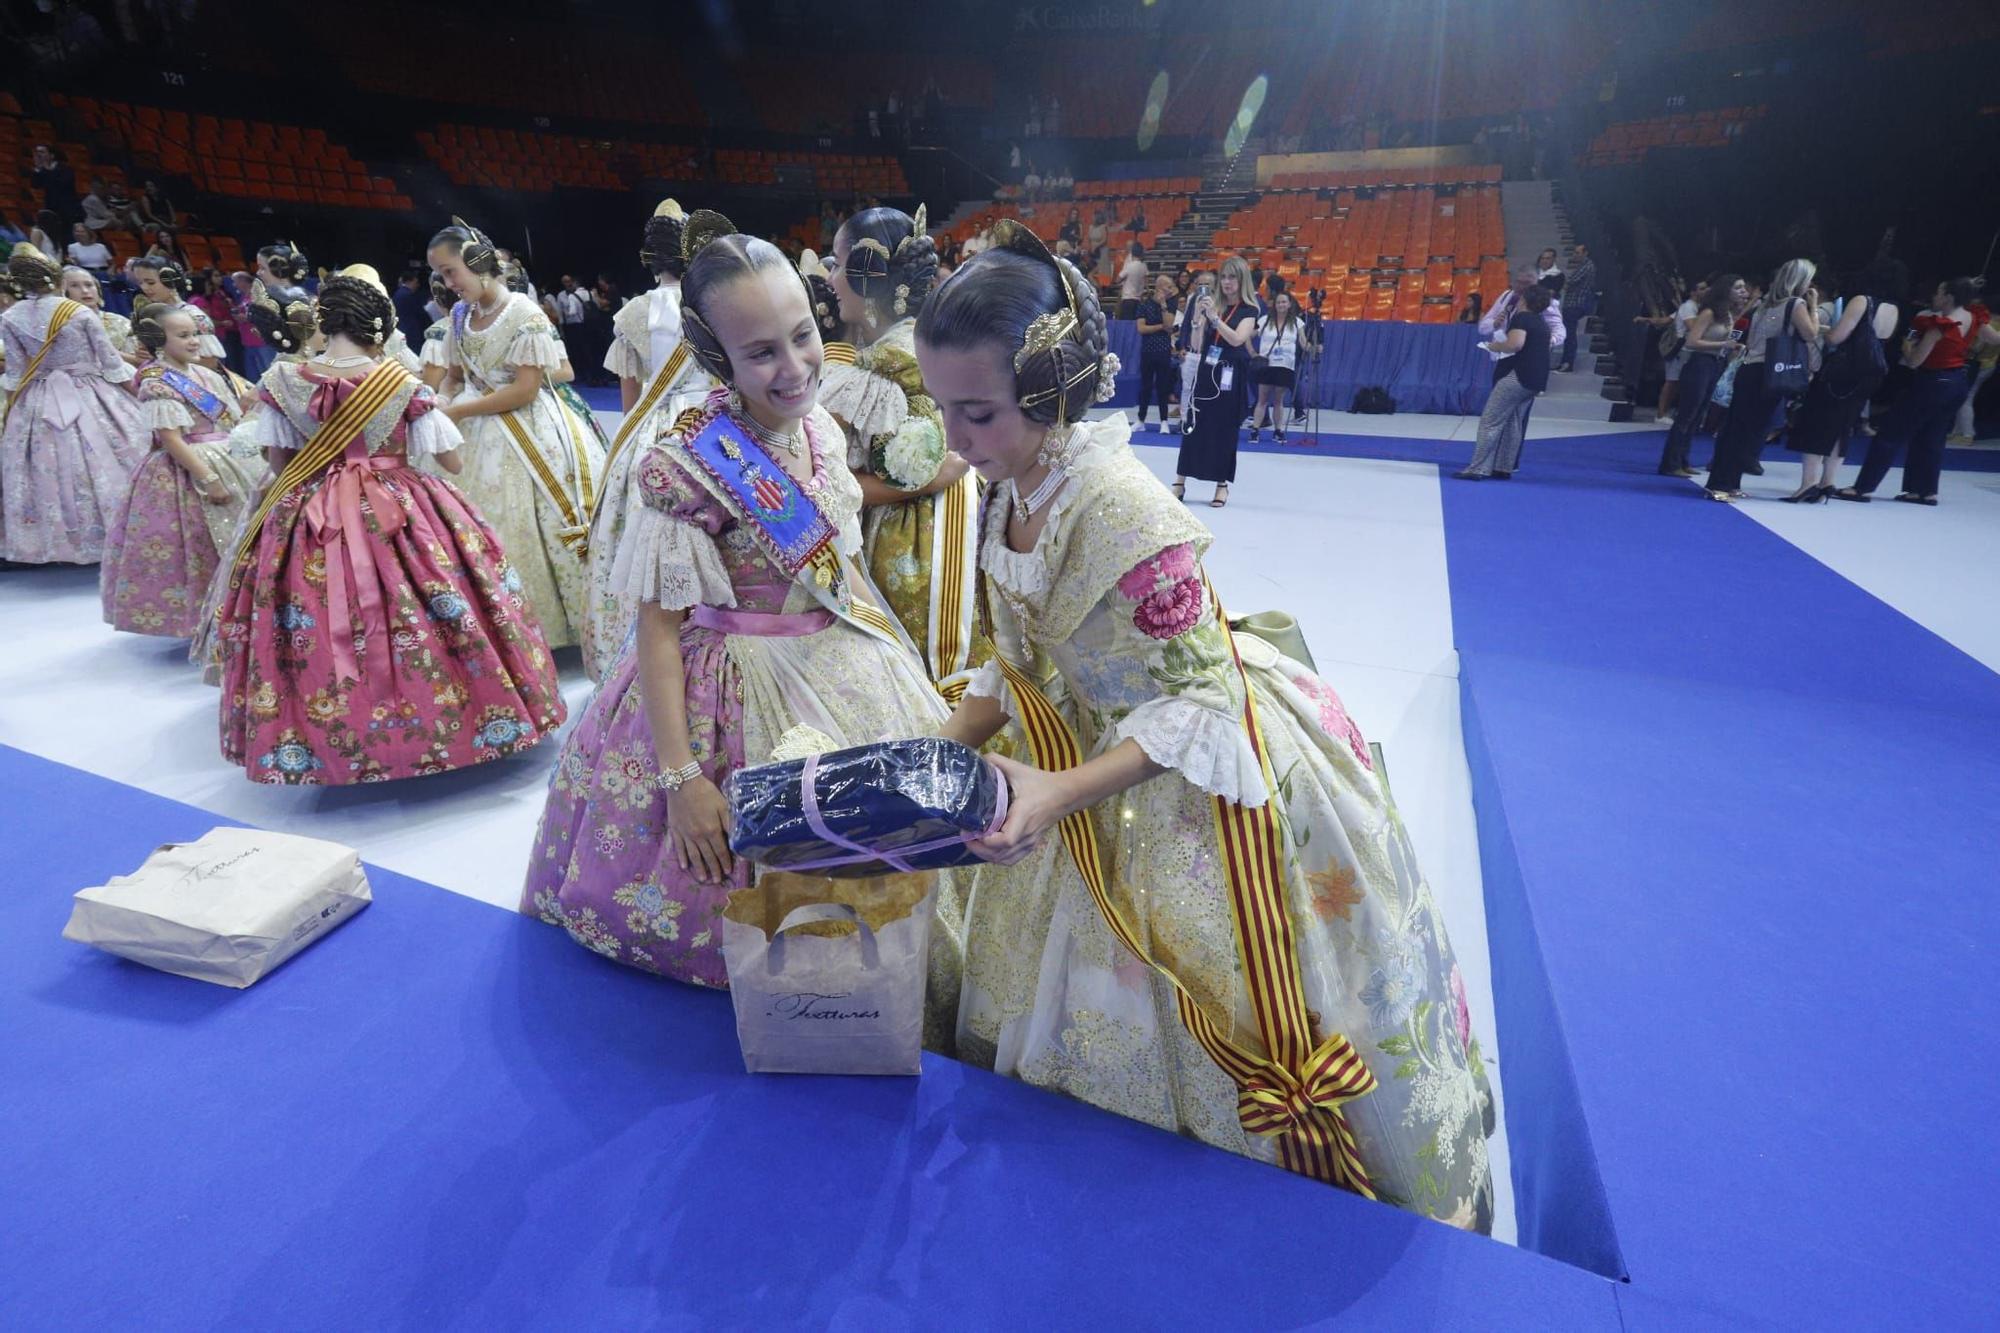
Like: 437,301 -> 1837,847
144,398 -> 194,430
503,326 -> 566,373
1113,696 -> 1270,806
613,504 -> 736,612
420,333 -> 452,369
197,333 -> 228,361
226,417 -> 265,459
604,336 -> 644,381
405,405 -> 463,459
102,358 -> 137,385
962,659 -> 1016,720
246,404 -> 306,454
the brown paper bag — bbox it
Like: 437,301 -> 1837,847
62,827 -> 370,988
720,871 -> 935,1076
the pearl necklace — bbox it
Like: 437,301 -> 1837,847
739,405 -> 807,458
473,286 -> 505,322
1011,426 -> 1078,522
1011,464 -> 1070,523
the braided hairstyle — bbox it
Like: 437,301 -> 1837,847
7,246 -> 62,294
256,241 -> 309,283
803,271 -> 845,341
133,255 -> 190,299
131,301 -> 183,354
429,271 -> 455,312
428,221 -> 501,278
0,273 -> 25,305
836,207 -> 940,330
247,281 -> 317,356
679,211 -> 797,384
640,209 -> 689,281
917,224 -> 1109,427
315,274 -> 396,348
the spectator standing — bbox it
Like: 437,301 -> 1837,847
1171,269 -> 1212,434
1117,241 -> 1149,320
65,223 -> 112,281
1479,267 -> 1565,449
1951,282 -> 1995,443
1059,207 -> 1082,249
1133,273 -> 1178,429
1533,248 -> 1564,298
392,269 -> 430,347
554,274 -> 589,375
1457,285 -> 1553,479
1557,243 -> 1598,372
190,268 -> 242,373
1174,255 -> 1259,507
28,211 -> 62,260
1088,206 -> 1108,260
1783,269 -> 1887,501
1837,277 -> 1993,506
1250,290 -> 1303,444
30,146 -> 77,220
1705,260 -> 1820,501
1657,275 -> 1746,477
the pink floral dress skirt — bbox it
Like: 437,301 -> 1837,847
101,430 -> 256,636
218,370 -> 567,783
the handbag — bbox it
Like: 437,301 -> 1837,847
1822,300 -> 1887,400
1765,299 -> 1812,395
1228,610 -> 1317,670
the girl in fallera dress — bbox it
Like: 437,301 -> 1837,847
0,244 -> 149,564
131,257 -> 227,370
583,198 -> 715,681
419,273 -> 454,390
60,266 -> 135,365
215,276 -> 566,783
819,205 -> 989,692
100,304 -> 258,638
427,218 -> 603,649
915,222 -> 1495,1228
523,218 -> 962,1002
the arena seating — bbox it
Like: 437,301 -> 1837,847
1578,105 -> 1767,168
56,96 -> 411,212
419,124 -> 907,197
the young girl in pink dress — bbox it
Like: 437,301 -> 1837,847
100,304 -> 259,637
216,276 -> 567,783
522,219 -> 955,986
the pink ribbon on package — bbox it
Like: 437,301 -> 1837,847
789,750 -> 1010,874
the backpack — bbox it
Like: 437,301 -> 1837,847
1820,298 -> 1888,400
1352,386 -> 1397,414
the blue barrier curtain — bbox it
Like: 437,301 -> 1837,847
1104,319 -> 1491,415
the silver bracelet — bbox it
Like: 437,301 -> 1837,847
653,760 -> 703,792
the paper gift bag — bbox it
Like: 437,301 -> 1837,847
62,826 -> 371,988
720,871 -> 935,1076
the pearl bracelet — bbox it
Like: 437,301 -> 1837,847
653,760 -> 703,792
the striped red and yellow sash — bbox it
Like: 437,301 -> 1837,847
2,298 -> 83,427
226,358 -> 413,575
498,394 -> 597,556
991,590 -> 1378,1196
928,470 -> 978,703
604,341 -> 691,473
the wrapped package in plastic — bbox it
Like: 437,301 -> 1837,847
726,737 -> 1007,878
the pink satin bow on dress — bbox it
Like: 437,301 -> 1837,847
301,430 -> 406,686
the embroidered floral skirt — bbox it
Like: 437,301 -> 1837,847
0,376 -> 147,563
452,407 -> 593,651
958,638 -> 1497,1229
523,614 -> 964,1041
100,441 -> 256,638
217,461 -> 566,783
579,439 -> 644,684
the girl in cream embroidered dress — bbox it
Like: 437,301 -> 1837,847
524,391 -> 961,1003
439,291 -> 602,648
581,279 -> 712,679
960,414 -> 1495,1229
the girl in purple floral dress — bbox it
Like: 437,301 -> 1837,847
523,223 -> 954,991
0,244 -> 148,564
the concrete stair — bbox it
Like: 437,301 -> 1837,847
1503,180 -> 1615,422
